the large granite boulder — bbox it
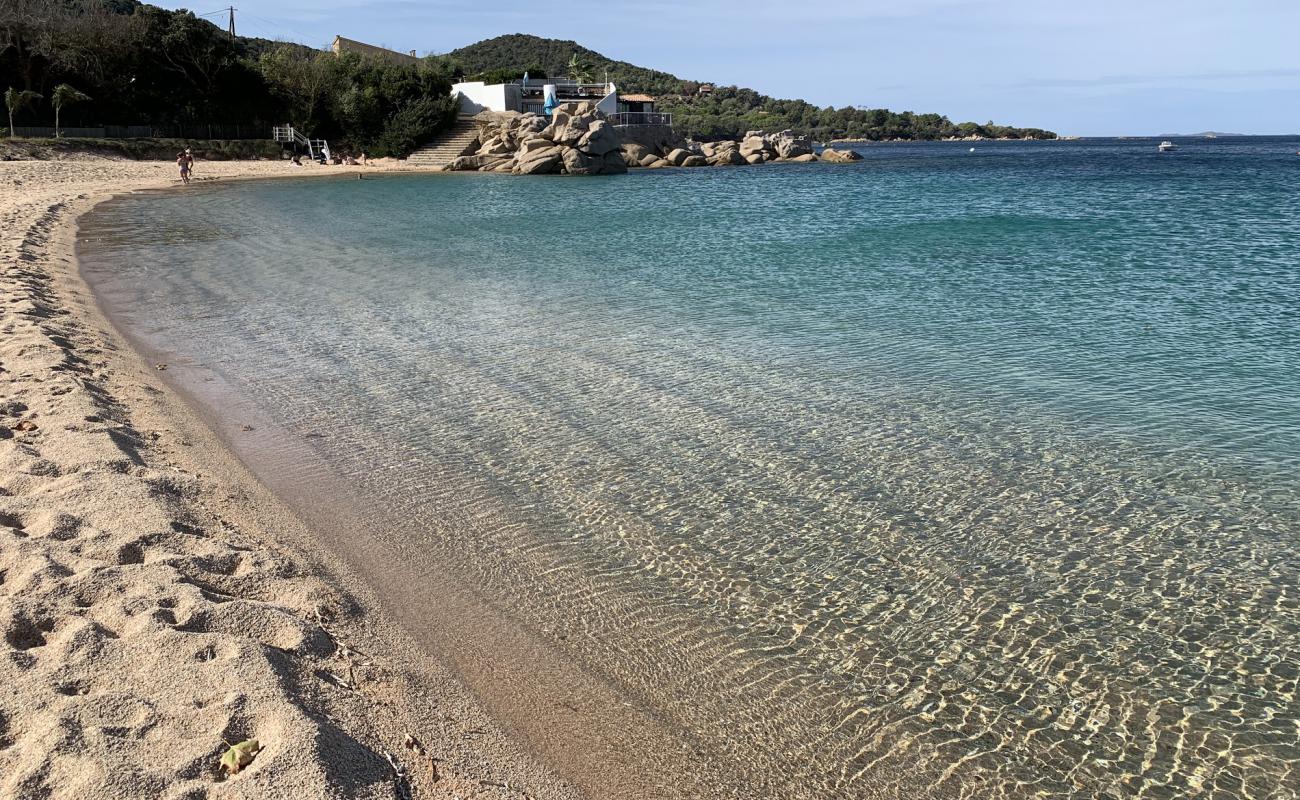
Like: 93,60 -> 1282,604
734,129 -> 811,160
562,145 -> 628,175
562,147 -> 596,175
543,102 -> 605,147
709,148 -> 746,166
601,150 -> 629,174
519,113 -> 548,135
772,130 -> 813,158
544,108 -> 589,146
519,136 -> 553,152
681,155 -> 709,167
622,142 -> 652,163
514,145 -> 564,175
578,120 -> 621,156
739,134 -> 769,156
820,147 -> 863,163
664,148 -> 692,166
446,155 -> 483,171
477,136 -> 513,157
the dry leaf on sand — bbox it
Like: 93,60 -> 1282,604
221,739 -> 262,775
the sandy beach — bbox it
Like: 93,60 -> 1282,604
0,154 -> 582,799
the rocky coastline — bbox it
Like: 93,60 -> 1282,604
443,102 -> 863,175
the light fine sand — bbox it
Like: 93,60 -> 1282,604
0,156 -> 581,800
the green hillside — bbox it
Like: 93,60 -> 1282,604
447,34 -> 1055,141
1,0 -> 457,156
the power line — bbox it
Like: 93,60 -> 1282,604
241,12 -> 317,46
197,6 -> 237,38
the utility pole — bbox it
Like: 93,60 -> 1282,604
226,6 -> 236,40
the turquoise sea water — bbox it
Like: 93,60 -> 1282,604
83,137 -> 1300,798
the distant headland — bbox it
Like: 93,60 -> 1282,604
445,34 -> 1056,142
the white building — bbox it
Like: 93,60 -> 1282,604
452,77 -> 617,115
450,78 -> 672,127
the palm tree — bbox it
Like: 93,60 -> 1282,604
52,84 -> 91,137
566,53 -> 595,84
5,87 -> 42,138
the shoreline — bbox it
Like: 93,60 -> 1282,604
0,157 -> 584,799
75,165 -> 767,798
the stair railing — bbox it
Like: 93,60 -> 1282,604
272,124 -> 329,160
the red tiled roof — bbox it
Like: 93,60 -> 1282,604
620,93 -> 656,102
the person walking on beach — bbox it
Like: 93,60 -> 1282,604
176,150 -> 191,184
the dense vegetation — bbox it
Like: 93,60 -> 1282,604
3,7 -> 1053,151
0,0 -> 458,155
449,34 -> 1056,141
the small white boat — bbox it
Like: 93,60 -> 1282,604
1158,140 -> 1178,152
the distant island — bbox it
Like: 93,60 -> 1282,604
1160,132 -> 1246,138
446,34 -> 1056,142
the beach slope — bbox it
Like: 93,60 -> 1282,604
0,156 -> 578,800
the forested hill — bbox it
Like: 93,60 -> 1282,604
447,34 -> 1056,141
449,35 -> 685,97
1,0 -> 458,156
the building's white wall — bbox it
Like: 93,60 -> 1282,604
453,81 -> 620,115
452,82 -> 512,114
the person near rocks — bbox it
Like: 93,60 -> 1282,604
176,150 -> 191,183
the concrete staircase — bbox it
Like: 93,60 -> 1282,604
405,117 -> 480,168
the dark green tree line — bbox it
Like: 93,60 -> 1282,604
0,0 -> 457,155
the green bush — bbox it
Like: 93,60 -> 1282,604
373,96 -> 457,158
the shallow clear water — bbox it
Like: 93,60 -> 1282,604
83,138 -> 1300,798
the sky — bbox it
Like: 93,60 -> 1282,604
181,0 -> 1300,136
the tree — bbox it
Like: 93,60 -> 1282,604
5,86 -> 41,137
51,83 -> 90,136
566,52 -> 594,83
145,7 -> 239,123
0,0 -> 141,91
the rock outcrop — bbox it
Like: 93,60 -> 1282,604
737,130 -> 814,162
820,147 -> 864,163
441,109 -> 847,174
443,103 -> 627,176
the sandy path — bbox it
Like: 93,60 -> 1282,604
0,156 -> 580,800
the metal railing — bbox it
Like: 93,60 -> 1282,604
272,125 -> 328,159
607,112 -> 674,127
518,78 -> 611,91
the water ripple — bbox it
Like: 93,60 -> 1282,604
81,137 -> 1300,799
